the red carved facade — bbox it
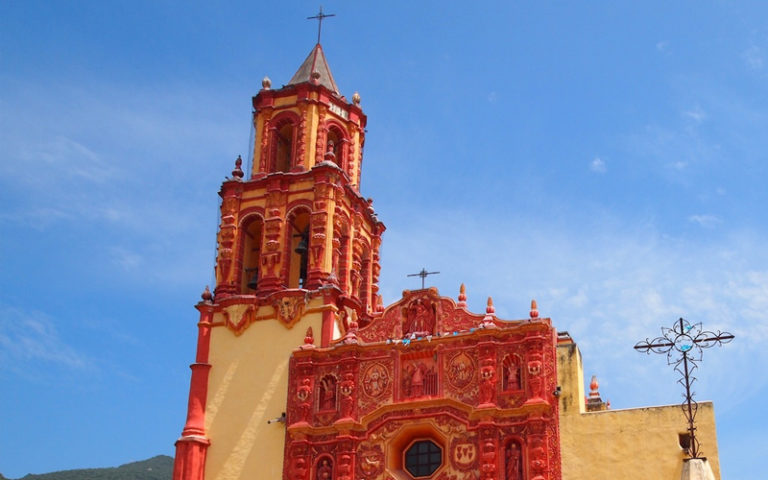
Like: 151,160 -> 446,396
285,288 -> 561,480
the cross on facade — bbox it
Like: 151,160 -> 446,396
407,268 -> 440,289
634,317 -> 734,459
307,6 -> 335,45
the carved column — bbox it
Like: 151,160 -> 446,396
294,103 -> 308,171
315,117 -> 328,165
255,109 -> 273,177
259,206 -> 284,293
214,183 -> 242,299
479,426 -> 499,480
287,443 -> 311,480
306,207 -> 328,289
335,438 -> 356,480
478,345 -> 498,407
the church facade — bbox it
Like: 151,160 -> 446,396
172,43 -> 721,480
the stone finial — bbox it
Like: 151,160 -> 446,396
352,91 -> 361,106
586,375 -> 608,412
262,76 -> 272,90
482,296 -> 496,327
232,155 -> 244,180
376,294 -> 384,312
530,299 -> 539,319
201,285 -> 213,304
589,375 -> 599,397
300,326 -> 316,349
457,283 -> 467,308
342,316 -> 359,345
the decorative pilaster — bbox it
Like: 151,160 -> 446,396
172,296 -> 215,480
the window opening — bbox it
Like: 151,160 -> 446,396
404,440 -> 442,478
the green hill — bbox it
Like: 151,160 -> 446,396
3,456 -> 173,480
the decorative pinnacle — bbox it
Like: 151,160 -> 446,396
352,91 -> 361,106
300,326 -> 316,349
262,76 -> 272,90
481,296 -> 497,328
589,375 -> 600,397
457,283 -> 467,307
232,155 -> 244,180
201,285 -> 213,304
530,299 -> 539,319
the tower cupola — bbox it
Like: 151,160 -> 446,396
212,43 -> 384,322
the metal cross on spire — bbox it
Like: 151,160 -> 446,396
307,6 -> 335,45
407,268 -> 440,289
634,317 -> 734,459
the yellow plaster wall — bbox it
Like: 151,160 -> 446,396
203,305 -> 324,480
557,342 -> 721,479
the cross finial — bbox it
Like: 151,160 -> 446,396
407,268 -> 440,289
634,317 -> 733,459
307,6 -> 335,45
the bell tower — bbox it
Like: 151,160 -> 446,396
173,43 -> 385,480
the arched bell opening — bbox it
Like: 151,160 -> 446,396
360,243 -> 372,311
238,215 -> 264,294
286,207 -> 311,289
269,115 -> 298,173
333,217 -> 350,291
324,124 -> 347,169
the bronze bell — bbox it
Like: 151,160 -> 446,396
247,270 -> 258,290
295,235 -> 309,255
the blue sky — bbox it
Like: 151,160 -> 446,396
1,1 -> 767,478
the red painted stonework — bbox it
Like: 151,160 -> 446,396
173,302 -> 214,480
284,289 -> 562,480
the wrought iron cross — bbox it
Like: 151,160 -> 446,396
634,317 -> 733,459
307,6 -> 335,44
407,268 -> 440,289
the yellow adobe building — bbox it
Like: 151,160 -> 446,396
557,333 -> 720,479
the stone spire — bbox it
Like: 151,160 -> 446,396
286,43 -> 340,94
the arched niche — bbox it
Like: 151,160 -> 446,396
269,112 -> 300,173
238,213 -> 264,293
314,456 -> 334,480
317,374 -> 338,412
286,206 -> 311,289
504,439 -> 524,480
502,355 -> 523,392
324,121 -> 348,169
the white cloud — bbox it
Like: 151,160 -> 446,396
742,45 -> 764,70
110,246 -> 144,271
0,305 -> 90,375
378,209 -> 768,411
688,214 -> 722,228
684,106 -> 707,123
667,160 -> 687,170
590,157 -> 606,173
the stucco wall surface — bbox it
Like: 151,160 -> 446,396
203,305 -> 324,480
557,342 -> 720,480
